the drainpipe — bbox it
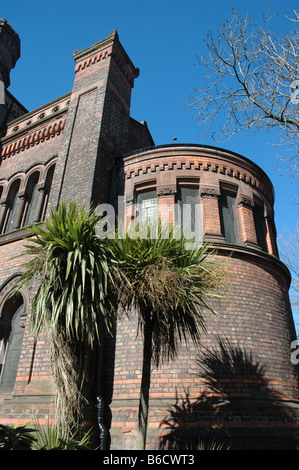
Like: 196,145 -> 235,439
96,395 -> 107,450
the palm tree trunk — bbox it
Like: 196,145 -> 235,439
135,322 -> 152,450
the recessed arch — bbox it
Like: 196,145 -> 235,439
0,275 -> 29,394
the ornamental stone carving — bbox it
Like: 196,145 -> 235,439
200,188 -> 220,198
157,187 -> 177,196
237,195 -> 254,208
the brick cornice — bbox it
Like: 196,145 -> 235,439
121,144 -> 275,205
73,30 -> 139,86
0,94 -> 69,159
1,116 -> 66,159
1,92 -> 70,138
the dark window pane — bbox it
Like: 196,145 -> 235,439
219,192 -> 237,244
41,165 -> 55,220
0,296 -> 25,393
253,204 -> 267,251
24,174 -> 40,226
3,181 -> 20,233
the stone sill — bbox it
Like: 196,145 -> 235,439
0,225 -> 40,246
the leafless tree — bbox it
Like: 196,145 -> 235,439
280,216 -> 299,309
188,6 -> 299,176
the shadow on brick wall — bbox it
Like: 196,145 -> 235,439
159,337 -> 299,450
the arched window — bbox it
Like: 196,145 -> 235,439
2,179 -> 21,234
23,172 -> 40,227
0,293 -> 25,393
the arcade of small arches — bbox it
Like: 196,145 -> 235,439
0,159 -> 56,236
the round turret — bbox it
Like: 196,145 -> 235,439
105,143 -> 299,450
0,19 -> 20,88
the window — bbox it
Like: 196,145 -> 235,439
2,180 -> 21,234
253,202 -> 267,251
136,189 -> 158,223
219,190 -> 237,244
40,164 -> 55,220
23,172 -> 40,227
0,294 -> 25,393
177,185 -> 199,238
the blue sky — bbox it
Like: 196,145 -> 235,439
1,0 -> 298,332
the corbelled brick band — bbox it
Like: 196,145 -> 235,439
0,23 -> 298,450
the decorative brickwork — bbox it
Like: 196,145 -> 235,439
104,144 -> 299,449
0,24 -> 298,450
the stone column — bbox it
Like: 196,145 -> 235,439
0,199 -> 8,233
14,193 -> 27,229
33,184 -> 46,223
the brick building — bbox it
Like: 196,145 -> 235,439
0,20 -> 298,450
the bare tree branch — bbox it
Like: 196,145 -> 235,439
187,7 -> 299,176
280,220 -> 299,310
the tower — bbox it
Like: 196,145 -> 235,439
0,19 -> 27,132
0,24 -> 298,450
48,30 -> 140,211
0,18 -> 20,90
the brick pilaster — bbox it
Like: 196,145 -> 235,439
200,187 -> 223,240
237,195 -> 257,246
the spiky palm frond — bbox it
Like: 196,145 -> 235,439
110,221 -> 224,450
111,222 -> 223,367
13,201 -> 119,435
15,201 -> 117,344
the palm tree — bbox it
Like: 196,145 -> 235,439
14,201 -> 118,436
110,222 -> 224,450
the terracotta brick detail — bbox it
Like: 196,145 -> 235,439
0,26 -> 298,450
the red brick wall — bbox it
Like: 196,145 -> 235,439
104,253 -> 298,449
0,27 -> 298,450
0,30 -> 146,429
105,144 -> 299,449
